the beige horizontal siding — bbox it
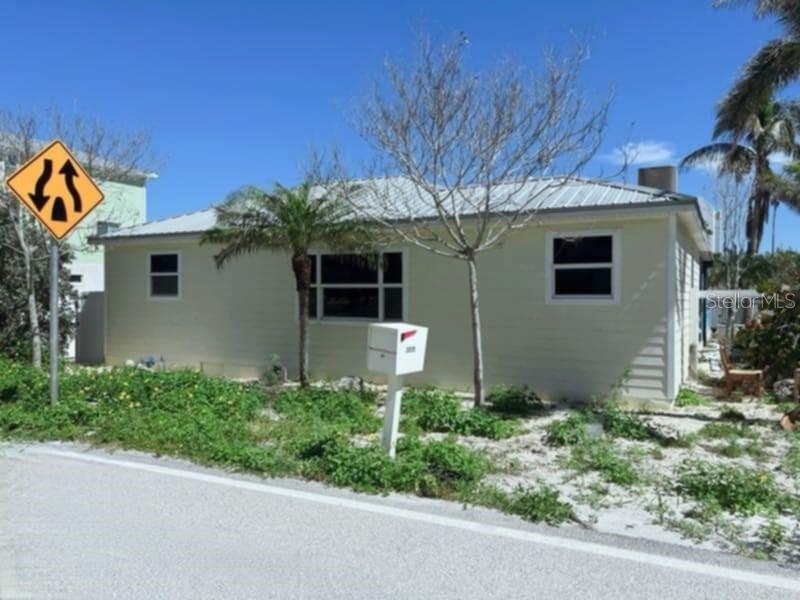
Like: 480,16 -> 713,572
104,215 -> 671,401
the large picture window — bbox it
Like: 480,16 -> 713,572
149,253 -> 180,299
546,231 -> 619,303
308,252 -> 404,321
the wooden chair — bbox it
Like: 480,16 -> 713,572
718,338 -> 763,399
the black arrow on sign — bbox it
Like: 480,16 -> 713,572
28,158 -> 52,211
59,159 -> 82,212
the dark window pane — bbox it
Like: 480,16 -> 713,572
151,275 -> 179,297
384,288 -> 403,320
323,287 -> 378,318
308,287 -> 318,318
382,252 -> 403,284
554,268 -> 611,296
308,256 -> 317,284
68,274 -> 83,283
321,254 -> 378,284
150,254 -> 178,273
553,236 -> 612,264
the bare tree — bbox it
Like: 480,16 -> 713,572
713,172 -> 751,341
0,108 -> 153,368
345,33 -> 609,405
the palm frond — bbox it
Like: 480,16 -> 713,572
716,40 -> 800,138
680,143 -> 755,176
201,180 -> 380,269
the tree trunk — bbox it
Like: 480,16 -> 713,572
466,254 -> 484,407
15,214 -> 42,369
747,158 -> 769,255
291,252 -> 311,386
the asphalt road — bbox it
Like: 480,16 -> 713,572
2,443 -> 800,600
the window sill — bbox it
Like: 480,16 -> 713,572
309,318 -> 403,326
545,296 -> 619,306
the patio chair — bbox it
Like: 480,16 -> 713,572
718,338 -> 763,400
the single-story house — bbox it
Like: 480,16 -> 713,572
92,166 -> 713,403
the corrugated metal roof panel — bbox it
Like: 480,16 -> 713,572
95,176 -> 708,241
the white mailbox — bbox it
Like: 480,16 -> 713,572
367,322 -> 429,459
367,322 -> 428,376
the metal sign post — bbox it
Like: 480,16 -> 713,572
49,239 -> 59,405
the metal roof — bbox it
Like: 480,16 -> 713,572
94,176 -> 711,242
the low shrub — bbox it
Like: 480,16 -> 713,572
402,387 -> 518,439
719,408 -> 746,422
545,412 -> 589,447
274,386 -> 380,434
711,439 -> 767,461
599,401 -> 661,442
675,387 -> 709,407
674,460 -> 791,516
508,485 -> 575,525
545,403 -> 661,447
567,439 -> 640,486
487,386 -> 543,416
0,359 -> 49,404
463,484 -> 575,525
698,422 -> 758,441
781,439 -> 800,477
308,435 -> 490,497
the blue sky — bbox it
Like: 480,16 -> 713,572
1,0 -> 797,251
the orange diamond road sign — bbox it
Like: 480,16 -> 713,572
4,140 -> 104,241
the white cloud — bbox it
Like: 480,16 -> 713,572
603,141 -> 675,166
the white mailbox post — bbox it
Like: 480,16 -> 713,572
367,322 -> 428,458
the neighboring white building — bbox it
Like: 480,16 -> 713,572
93,168 -> 713,403
67,174 -> 154,362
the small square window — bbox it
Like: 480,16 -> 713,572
547,232 -> 618,303
149,253 -> 179,298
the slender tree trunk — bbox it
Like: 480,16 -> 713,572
13,212 -> 42,368
466,253 -> 484,407
291,252 -> 311,386
771,202 -> 777,254
747,158 -> 769,255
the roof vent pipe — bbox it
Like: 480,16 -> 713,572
638,166 -> 677,193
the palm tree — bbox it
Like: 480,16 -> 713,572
201,182 -> 373,386
714,1 -> 800,139
681,99 -> 800,254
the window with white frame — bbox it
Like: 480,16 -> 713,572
546,231 -> 619,302
149,253 -> 180,298
308,252 -> 403,320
